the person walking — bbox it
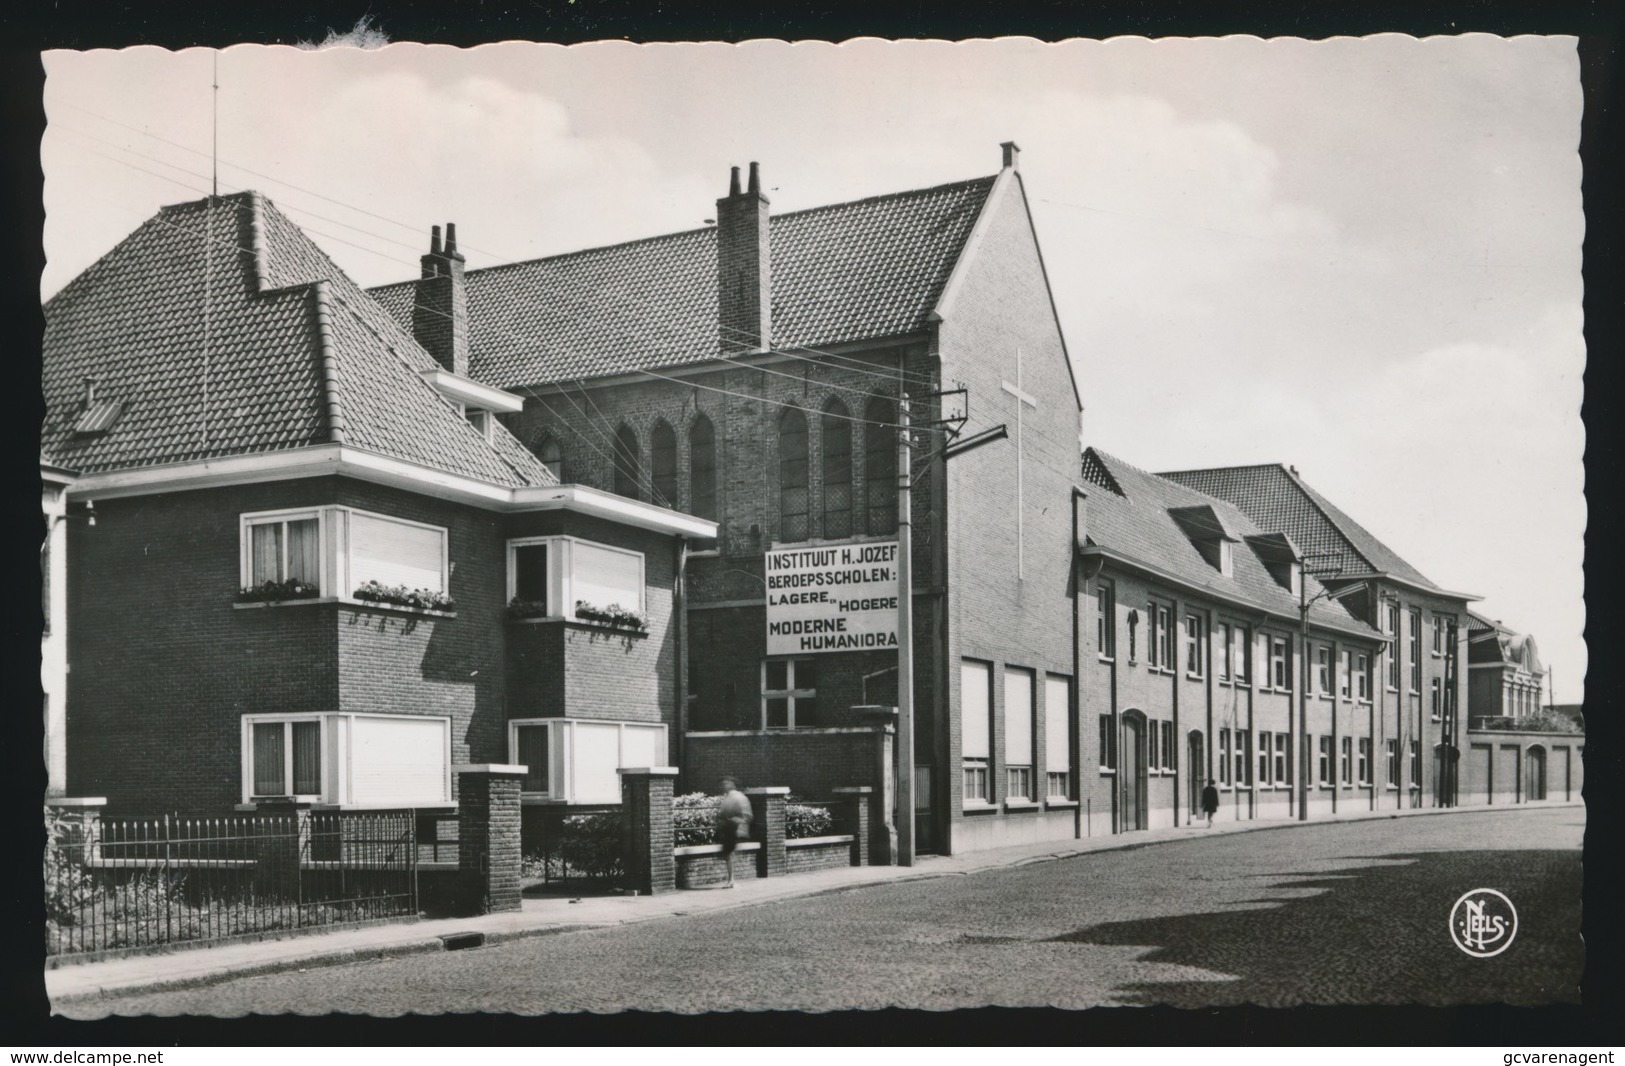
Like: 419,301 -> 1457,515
716,777 -> 753,887
1201,778 -> 1220,828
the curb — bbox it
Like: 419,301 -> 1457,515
49,801 -> 1580,1006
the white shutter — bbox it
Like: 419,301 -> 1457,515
961,661 -> 990,759
348,716 -> 449,805
571,541 -> 642,612
1004,668 -> 1033,765
350,513 -> 445,592
621,724 -> 667,770
570,722 -> 622,803
1045,676 -> 1070,772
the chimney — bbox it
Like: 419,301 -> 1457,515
412,222 -> 470,376
1001,141 -> 1020,170
716,161 -> 771,353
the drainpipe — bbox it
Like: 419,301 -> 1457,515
675,536 -> 689,775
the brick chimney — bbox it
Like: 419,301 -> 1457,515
413,222 -> 470,376
716,162 -> 771,353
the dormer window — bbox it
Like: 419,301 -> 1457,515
1245,532 -> 1304,595
1167,504 -> 1238,577
1218,539 -> 1234,577
465,408 -> 493,442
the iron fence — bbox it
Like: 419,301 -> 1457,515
46,810 -> 417,958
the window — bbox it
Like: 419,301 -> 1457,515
1432,615 -> 1445,656
243,510 -> 322,588
1275,732 -> 1292,787
1258,730 -> 1271,786
1127,610 -> 1139,663
1431,677 -> 1443,721
961,660 -> 992,803
250,719 -> 322,799
1340,736 -> 1353,785
1357,654 -> 1372,702
537,437 -> 564,483
1217,539 -> 1234,577
1218,729 -> 1232,785
1385,604 -> 1401,690
241,507 -> 451,603
507,536 -> 645,617
1316,645 -> 1331,695
1004,667 -> 1035,801
1236,730 -> 1252,786
1358,738 -> 1372,785
1149,602 -> 1174,671
613,424 -> 641,501
763,658 -> 818,729
242,713 -> 450,806
1159,720 -> 1176,774
1185,614 -> 1205,677
1269,635 -> 1292,691
1409,739 -> 1422,788
465,408 -> 493,442
1097,581 -> 1117,659
1218,623 -> 1232,681
508,718 -> 668,803
1409,609 -> 1423,692
689,415 -> 718,522
1234,625 -> 1251,684
1340,650 -> 1352,698
1098,714 -> 1116,772
1386,738 -> 1400,787
1045,675 -> 1072,799
779,408 -> 810,542
1318,735 -> 1332,786
650,419 -> 677,509
821,399 -> 853,539
863,397 -> 897,534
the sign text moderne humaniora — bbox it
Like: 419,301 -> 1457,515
765,542 -> 900,655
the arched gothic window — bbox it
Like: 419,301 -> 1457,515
536,437 -> 564,483
864,396 -> 897,534
613,424 -> 641,501
822,398 -> 852,538
650,419 -> 677,509
689,415 -> 718,522
779,407 -> 809,542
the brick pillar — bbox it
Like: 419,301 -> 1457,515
253,799 -> 311,898
455,764 -> 526,915
46,796 -> 106,865
831,786 -> 872,866
619,767 -> 679,895
745,787 -> 789,878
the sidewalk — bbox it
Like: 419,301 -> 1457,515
45,800 -> 1575,1008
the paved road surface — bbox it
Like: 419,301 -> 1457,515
70,806 -> 1583,1016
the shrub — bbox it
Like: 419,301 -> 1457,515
786,801 -> 833,839
673,792 -> 721,846
506,597 -> 549,620
1479,711 -> 1582,734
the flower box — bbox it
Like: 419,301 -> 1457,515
573,600 -> 648,632
236,579 -> 320,604
352,581 -> 456,612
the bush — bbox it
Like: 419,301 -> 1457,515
1479,711 -> 1582,734
522,813 -> 624,882
669,792 -> 835,843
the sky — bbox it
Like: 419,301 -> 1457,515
40,35 -> 1586,703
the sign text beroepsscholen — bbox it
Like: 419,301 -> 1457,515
765,542 -> 900,655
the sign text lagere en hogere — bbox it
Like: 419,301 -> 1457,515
764,541 -> 900,655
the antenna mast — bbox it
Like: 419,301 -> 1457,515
211,51 -> 219,198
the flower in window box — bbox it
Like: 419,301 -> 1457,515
574,600 -> 648,631
353,580 -> 455,612
507,597 -> 549,620
236,579 -> 320,603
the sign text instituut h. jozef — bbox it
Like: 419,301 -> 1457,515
764,542 -> 900,655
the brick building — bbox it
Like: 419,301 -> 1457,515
1465,611 -> 1546,725
368,143 -> 1088,854
1158,462 -> 1479,808
42,192 -> 712,816
1077,449 -> 1389,832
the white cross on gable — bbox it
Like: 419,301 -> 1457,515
1002,347 -> 1039,580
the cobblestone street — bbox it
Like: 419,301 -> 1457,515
72,806 -> 1583,1017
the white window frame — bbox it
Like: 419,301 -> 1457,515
1098,714 -> 1117,773
505,535 -> 646,617
1185,613 -> 1206,678
1218,728 -> 1232,787
762,658 -> 817,730
1003,666 -> 1036,800
1317,735 -> 1333,786
1096,580 -> 1116,660
1269,635 -> 1291,691
506,717 -> 670,802
1340,736 -> 1353,787
1358,737 -> 1372,786
1340,649 -> 1352,699
240,712 -> 452,807
1316,645 -> 1332,696
240,508 -> 328,592
1386,738 -> 1400,788
1357,653 -> 1372,703
344,506 -> 450,596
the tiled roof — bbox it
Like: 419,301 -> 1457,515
367,176 -> 997,389
1157,463 -> 1440,591
1082,448 -> 1378,636
43,193 -> 555,489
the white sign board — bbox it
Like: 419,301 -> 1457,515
765,542 -> 900,655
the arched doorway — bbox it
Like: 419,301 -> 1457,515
1525,746 -> 1547,802
1121,710 -> 1149,831
1187,730 -> 1205,818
